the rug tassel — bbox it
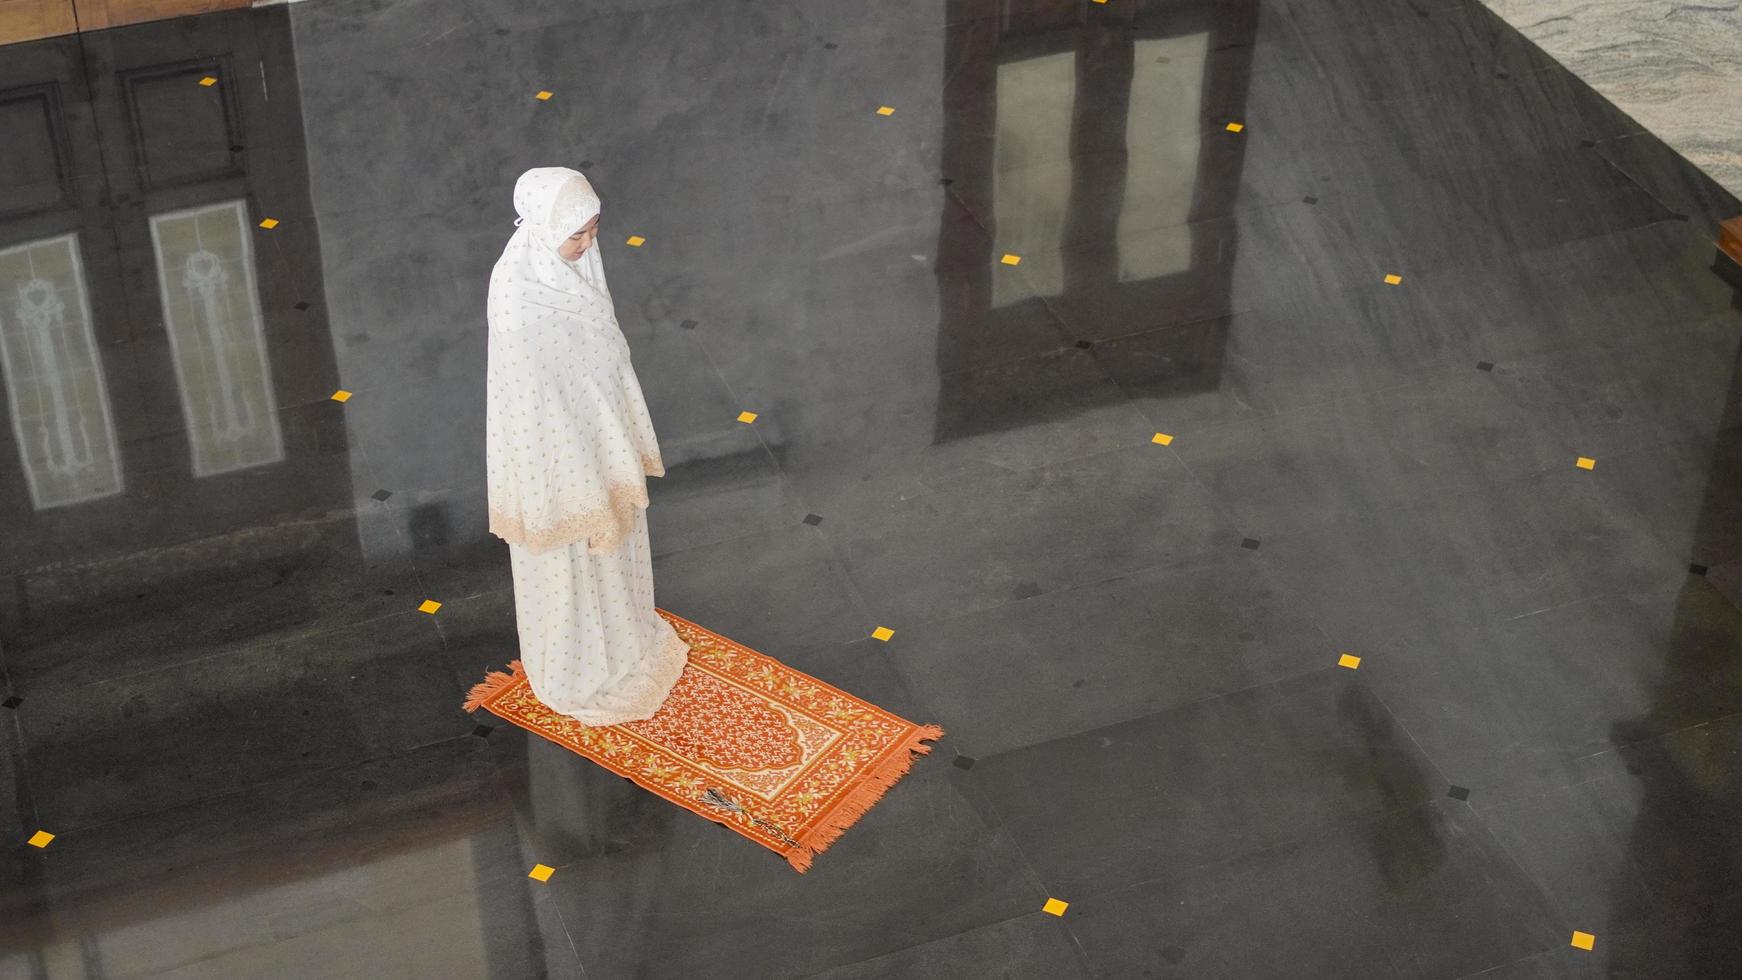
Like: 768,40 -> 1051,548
785,724 -> 944,874
463,660 -> 525,712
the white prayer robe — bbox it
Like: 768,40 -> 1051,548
485,167 -> 688,725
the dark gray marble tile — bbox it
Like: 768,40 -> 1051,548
763,346 -> 1147,522
2,506 -> 426,688
648,523 -> 876,674
881,552 -> 1330,757
1253,482 -> 1573,649
1,738 -> 538,972
1475,713 -> 1742,980
827,443 -> 1243,627
800,911 -> 1092,980
1168,371 -> 1567,541
18,611 -> 460,830
1596,132 -> 1742,237
1064,800 -> 1561,980
1359,582 -> 1742,806
966,668 -> 1444,900
539,759 -> 1039,979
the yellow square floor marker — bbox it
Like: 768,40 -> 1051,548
872,626 -> 895,642
1576,457 -> 1596,470
1225,122 -> 1244,133
418,600 -> 442,615
876,105 -> 895,116
330,390 -> 352,403
528,864 -> 554,882
1042,897 -> 1069,916
1152,432 -> 1174,446
535,90 -> 553,101
1570,931 -> 1595,951
1338,653 -> 1361,669
259,217 -> 279,230
625,235 -> 646,247
1000,253 -> 1022,265
737,411 -> 758,424
199,76 -> 218,87
28,830 -> 54,848
1383,273 -> 1403,285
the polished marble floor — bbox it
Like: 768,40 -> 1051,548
3,0 -> 1742,978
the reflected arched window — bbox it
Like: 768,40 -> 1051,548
0,233 -> 124,508
149,199 -> 284,476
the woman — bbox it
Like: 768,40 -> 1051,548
485,166 -> 689,726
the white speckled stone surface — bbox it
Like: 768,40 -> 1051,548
1480,0 -> 1742,200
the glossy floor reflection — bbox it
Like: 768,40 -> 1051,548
3,0 -> 1741,977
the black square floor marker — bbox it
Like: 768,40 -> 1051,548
1691,563 -> 1710,576
372,489 -> 393,501
2,695 -> 21,709
680,319 -> 698,329
953,755 -> 975,770
803,513 -> 823,526
1161,946 -> 1187,965
1075,340 -> 1092,349
229,144 -> 244,152
1302,195 -> 1318,205
1672,213 -> 1690,222
939,177 -> 954,186
1476,361 -> 1494,371
1241,538 -> 1261,550
1447,785 -> 1470,801
1495,71 -> 1510,79
471,725 -> 493,738
294,301 -> 310,311
1579,139 -> 1596,148
824,41 -> 837,49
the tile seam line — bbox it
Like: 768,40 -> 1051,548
17,731 -> 486,840
1028,784 -> 1474,909
1468,707 -> 1742,813
964,662 -> 1351,770
785,902 -> 1081,980
679,317 -> 882,629
22,605 -> 437,693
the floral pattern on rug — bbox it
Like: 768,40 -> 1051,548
465,609 -> 943,872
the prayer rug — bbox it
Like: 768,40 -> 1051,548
464,609 -> 944,872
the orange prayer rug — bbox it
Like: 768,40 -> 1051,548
463,609 -> 944,872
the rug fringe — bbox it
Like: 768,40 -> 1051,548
785,724 -> 944,873
463,660 -> 525,713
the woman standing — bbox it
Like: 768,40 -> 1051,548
485,166 -> 688,725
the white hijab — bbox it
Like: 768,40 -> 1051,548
486,167 -> 666,555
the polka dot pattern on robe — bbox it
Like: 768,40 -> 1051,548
486,166 -> 688,723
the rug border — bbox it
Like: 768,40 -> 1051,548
463,608 -> 944,872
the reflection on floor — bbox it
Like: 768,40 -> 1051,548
3,0 -> 1742,977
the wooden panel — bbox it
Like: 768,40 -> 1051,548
0,82 -> 75,217
0,0 -> 78,44
1720,216 -> 1742,268
72,0 -> 249,31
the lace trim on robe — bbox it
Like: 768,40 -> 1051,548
490,453 -> 665,555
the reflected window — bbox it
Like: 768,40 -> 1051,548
149,200 -> 283,476
0,233 -> 124,509
992,50 -> 1075,307
1120,34 -> 1208,283
989,33 -> 1210,302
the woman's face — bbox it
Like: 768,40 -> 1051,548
557,214 -> 601,261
